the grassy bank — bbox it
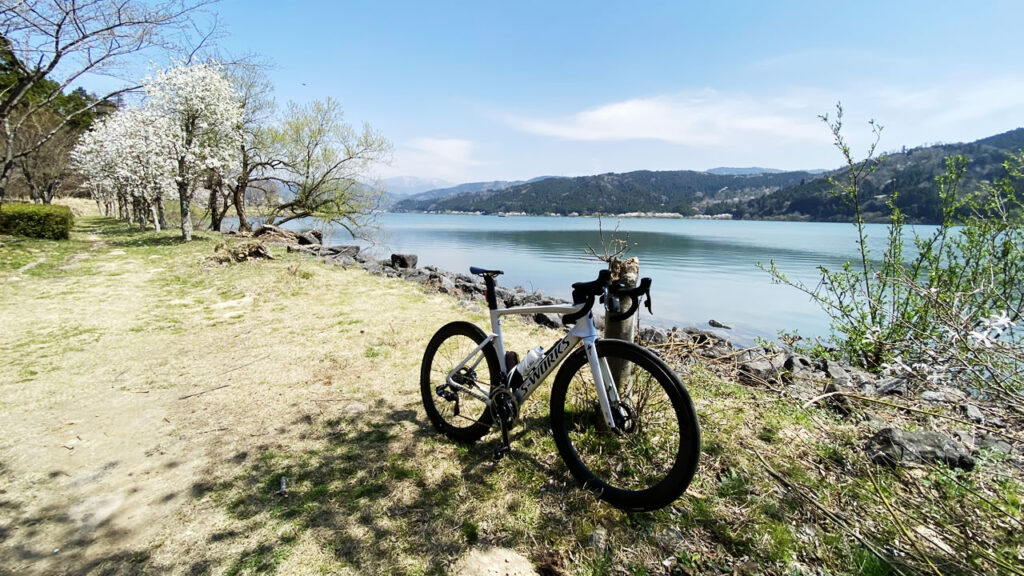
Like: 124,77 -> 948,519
0,216 -> 1020,575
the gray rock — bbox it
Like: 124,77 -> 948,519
989,417 -> 1007,429
783,353 -> 825,384
738,353 -> 787,386
823,380 -> 853,415
824,359 -> 850,383
588,527 -> 608,552
390,253 -> 418,268
668,329 -> 693,344
955,430 -> 975,449
324,244 -> 360,258
876,377 -> 908,396
703,342 -> 734,358
533,313 -> 561,329
683,327 -> 723,346
977,434 -> 1013,455
495,286 -> 516,307
637,326 -> 668,345
362,261 -> 384,276
325,255 -> 356,267
866,428 -> 975,470
921,390 -> 946,402
653,527 -> 684,552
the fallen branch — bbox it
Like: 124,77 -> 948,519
178,384 -> 229,400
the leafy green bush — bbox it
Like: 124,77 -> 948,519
765,104 -> 1024,405
0,202 -> 74,240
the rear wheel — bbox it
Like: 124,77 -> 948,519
420,321 -> 498,443
550,339 -> 700,511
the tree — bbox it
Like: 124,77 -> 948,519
266,97 -> 391,238
72,106 -> 177,230
144,61 -> 241,241
224,62 -> 277,233
0,0 -> 216,209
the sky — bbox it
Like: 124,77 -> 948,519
113,1 -> 1024,184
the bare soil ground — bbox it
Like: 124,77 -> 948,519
0,219 -> 551,575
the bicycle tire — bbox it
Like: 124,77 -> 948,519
549,339 -> 700,511
420,321 -> 497,443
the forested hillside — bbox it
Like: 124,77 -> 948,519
394,128 -> 1024,223
393,170 -> 816,215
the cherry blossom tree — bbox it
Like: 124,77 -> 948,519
72,107 -> 177,230
144,61 -> 241,241
0,0 -> 217,209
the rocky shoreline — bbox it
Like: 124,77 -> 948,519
245,225 -> 1019,472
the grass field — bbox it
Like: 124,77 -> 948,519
0,214 -> 1020,575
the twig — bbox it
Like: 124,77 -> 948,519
807,392 -> 1021,442
218,354 -> 268,377
749,448 -> 910,576
178,384 -> 229,400
866,465 -> 945,576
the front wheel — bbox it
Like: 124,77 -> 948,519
550,339 -> 700,511
421,321 -> 498,443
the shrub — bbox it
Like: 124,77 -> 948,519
765,104 -> 1024,406
0,202 -> 75,240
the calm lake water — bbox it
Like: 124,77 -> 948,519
283,213 -> 908,345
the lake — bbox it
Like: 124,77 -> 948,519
293,213 -> 905,345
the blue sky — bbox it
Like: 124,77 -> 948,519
205,1 -> 1023,183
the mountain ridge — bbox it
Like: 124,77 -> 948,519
393,127 -> 1024,224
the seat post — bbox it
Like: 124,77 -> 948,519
483,274 -> 498,310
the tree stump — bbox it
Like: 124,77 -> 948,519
605,256 -> 639,387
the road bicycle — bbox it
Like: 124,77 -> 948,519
420,266 -> 700,512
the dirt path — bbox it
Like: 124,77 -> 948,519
0,226 -> 559,575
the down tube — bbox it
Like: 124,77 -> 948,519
516,332 -> 580,403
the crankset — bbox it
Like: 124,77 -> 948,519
490,387 -> 519,460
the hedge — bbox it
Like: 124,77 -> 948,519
0,202 -> 74,240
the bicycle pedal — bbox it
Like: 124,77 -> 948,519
493,445 -> 510,461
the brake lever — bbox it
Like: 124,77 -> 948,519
640,277 -> 652,314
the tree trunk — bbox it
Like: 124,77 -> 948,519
605,256 -> 640,387
0,151 -> 13,211
233,156 -> 251,232
208,187 -> 221,232
118,192 -> 128,221
150,202 -> 161,232
179,188 -> 193,241
178,155 -> 193,241
156,196 -> 166,229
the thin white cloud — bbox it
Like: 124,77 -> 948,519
508,92 -> 830,146
384,137 -> 486,181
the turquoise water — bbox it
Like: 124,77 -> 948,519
313,213 -> 911,344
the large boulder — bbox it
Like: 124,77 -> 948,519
324,245 -> 360,259
391,253 -> 418,268
738,352 -> 787,386
866,428 -> 974,470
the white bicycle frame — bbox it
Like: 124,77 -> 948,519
444,300 -> 623,429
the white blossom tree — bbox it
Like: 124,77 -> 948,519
0,0 -> 217,209
72,107 -> 177,229
144,61 -> 241,241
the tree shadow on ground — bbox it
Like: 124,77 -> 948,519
0,467 -> 156,576
183,403 -> 592,575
